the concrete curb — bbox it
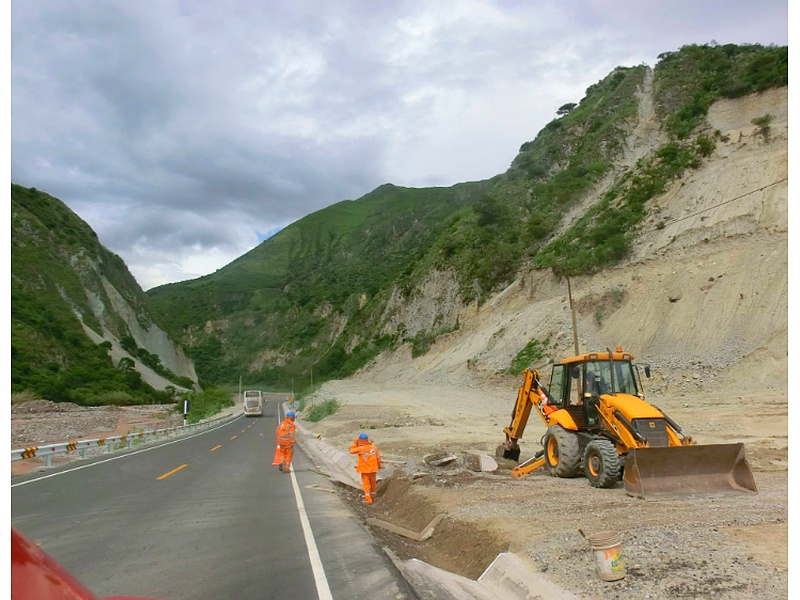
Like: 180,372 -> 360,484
293,419 -> 362,489
390,552 -> 582,600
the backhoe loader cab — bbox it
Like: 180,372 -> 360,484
499,348 -> 757,498
546,350 -> 645,428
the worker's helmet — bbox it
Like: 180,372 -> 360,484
286,411 -> 295,419
359,433 -> 369,440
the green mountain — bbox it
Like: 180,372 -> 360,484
12,42 -> 787,399
11,184 -> 199,405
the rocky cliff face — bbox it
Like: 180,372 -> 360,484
65,254 -> 199,392
86,272 -> 199,391
357,86 -> 787,399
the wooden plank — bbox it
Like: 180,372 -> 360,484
366,512 -> 446,542
420,513 -> 445,541
366,517 -> 425,541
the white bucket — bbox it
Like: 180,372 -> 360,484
587,530 -> 626,582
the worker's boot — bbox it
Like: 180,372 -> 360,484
278,464 -> 284,471
364,495 -> 373,504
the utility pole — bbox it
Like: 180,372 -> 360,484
567,275 -> 580,355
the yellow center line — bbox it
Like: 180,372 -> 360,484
230,435 -> 237,440
241,429 -> 246,433
210,445 -> 222,452
157,464 -> 188,480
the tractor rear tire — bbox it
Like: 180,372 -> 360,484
543,425 -> 582,477
583,438 -> 621,488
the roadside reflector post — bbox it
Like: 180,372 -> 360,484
183,399 -> 189,427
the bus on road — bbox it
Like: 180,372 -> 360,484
243,390 -> 263,417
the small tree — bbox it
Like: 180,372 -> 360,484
557,102 -> 577,116
751,114 -> 773,142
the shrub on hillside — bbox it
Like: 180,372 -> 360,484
304,399 -> 340,422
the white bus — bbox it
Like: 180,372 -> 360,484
243,390 -> 263,417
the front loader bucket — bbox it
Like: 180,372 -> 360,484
623,443 -> 757,499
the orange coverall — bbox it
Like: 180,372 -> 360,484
349,438 -> 382,504
273,417 -> 296,472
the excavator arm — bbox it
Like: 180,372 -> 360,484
499,368 -> 554,467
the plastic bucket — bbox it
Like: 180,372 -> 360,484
587,530 -> 626,582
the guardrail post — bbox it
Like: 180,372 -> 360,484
45,455 -> 52,468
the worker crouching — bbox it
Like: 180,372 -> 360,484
273,411 -> 296,473
349,433 -> 382,504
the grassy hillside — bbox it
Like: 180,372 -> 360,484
11,185 -> 192,404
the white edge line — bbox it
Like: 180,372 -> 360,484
11,415 -> 243,488
290,468 -> 333,600
278,401 -> 332,599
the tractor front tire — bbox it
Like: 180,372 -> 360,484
583,438 -> 621,488
543,425 -> 582,477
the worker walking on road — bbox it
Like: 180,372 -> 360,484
349,433 -> 382,504
273,411 -> 296,473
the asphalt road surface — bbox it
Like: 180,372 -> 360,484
11,399 -> 415,599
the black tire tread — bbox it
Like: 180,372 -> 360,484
544,425 -> 582,477
583,438 -> 621,488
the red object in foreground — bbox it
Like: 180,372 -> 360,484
11,526 -> 160,600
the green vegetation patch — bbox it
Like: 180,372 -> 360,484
179,388 -> 234,424
509,337 -> 555,374
304,399 -> 340,422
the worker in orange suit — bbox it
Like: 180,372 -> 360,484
273,411 -> 296,473
349,433 -> 382,504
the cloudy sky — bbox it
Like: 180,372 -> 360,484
10,1 -> 789,291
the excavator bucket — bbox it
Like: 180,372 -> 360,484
623,443 -> 757,499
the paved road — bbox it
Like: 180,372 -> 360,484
11,399 -> 416,600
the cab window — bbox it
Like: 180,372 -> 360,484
547,364 -> 567,406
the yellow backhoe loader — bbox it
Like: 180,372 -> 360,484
498,347 -> 757,499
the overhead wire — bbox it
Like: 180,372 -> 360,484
665,176 -> 787,226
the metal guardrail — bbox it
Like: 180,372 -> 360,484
11,410 -> 241,469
